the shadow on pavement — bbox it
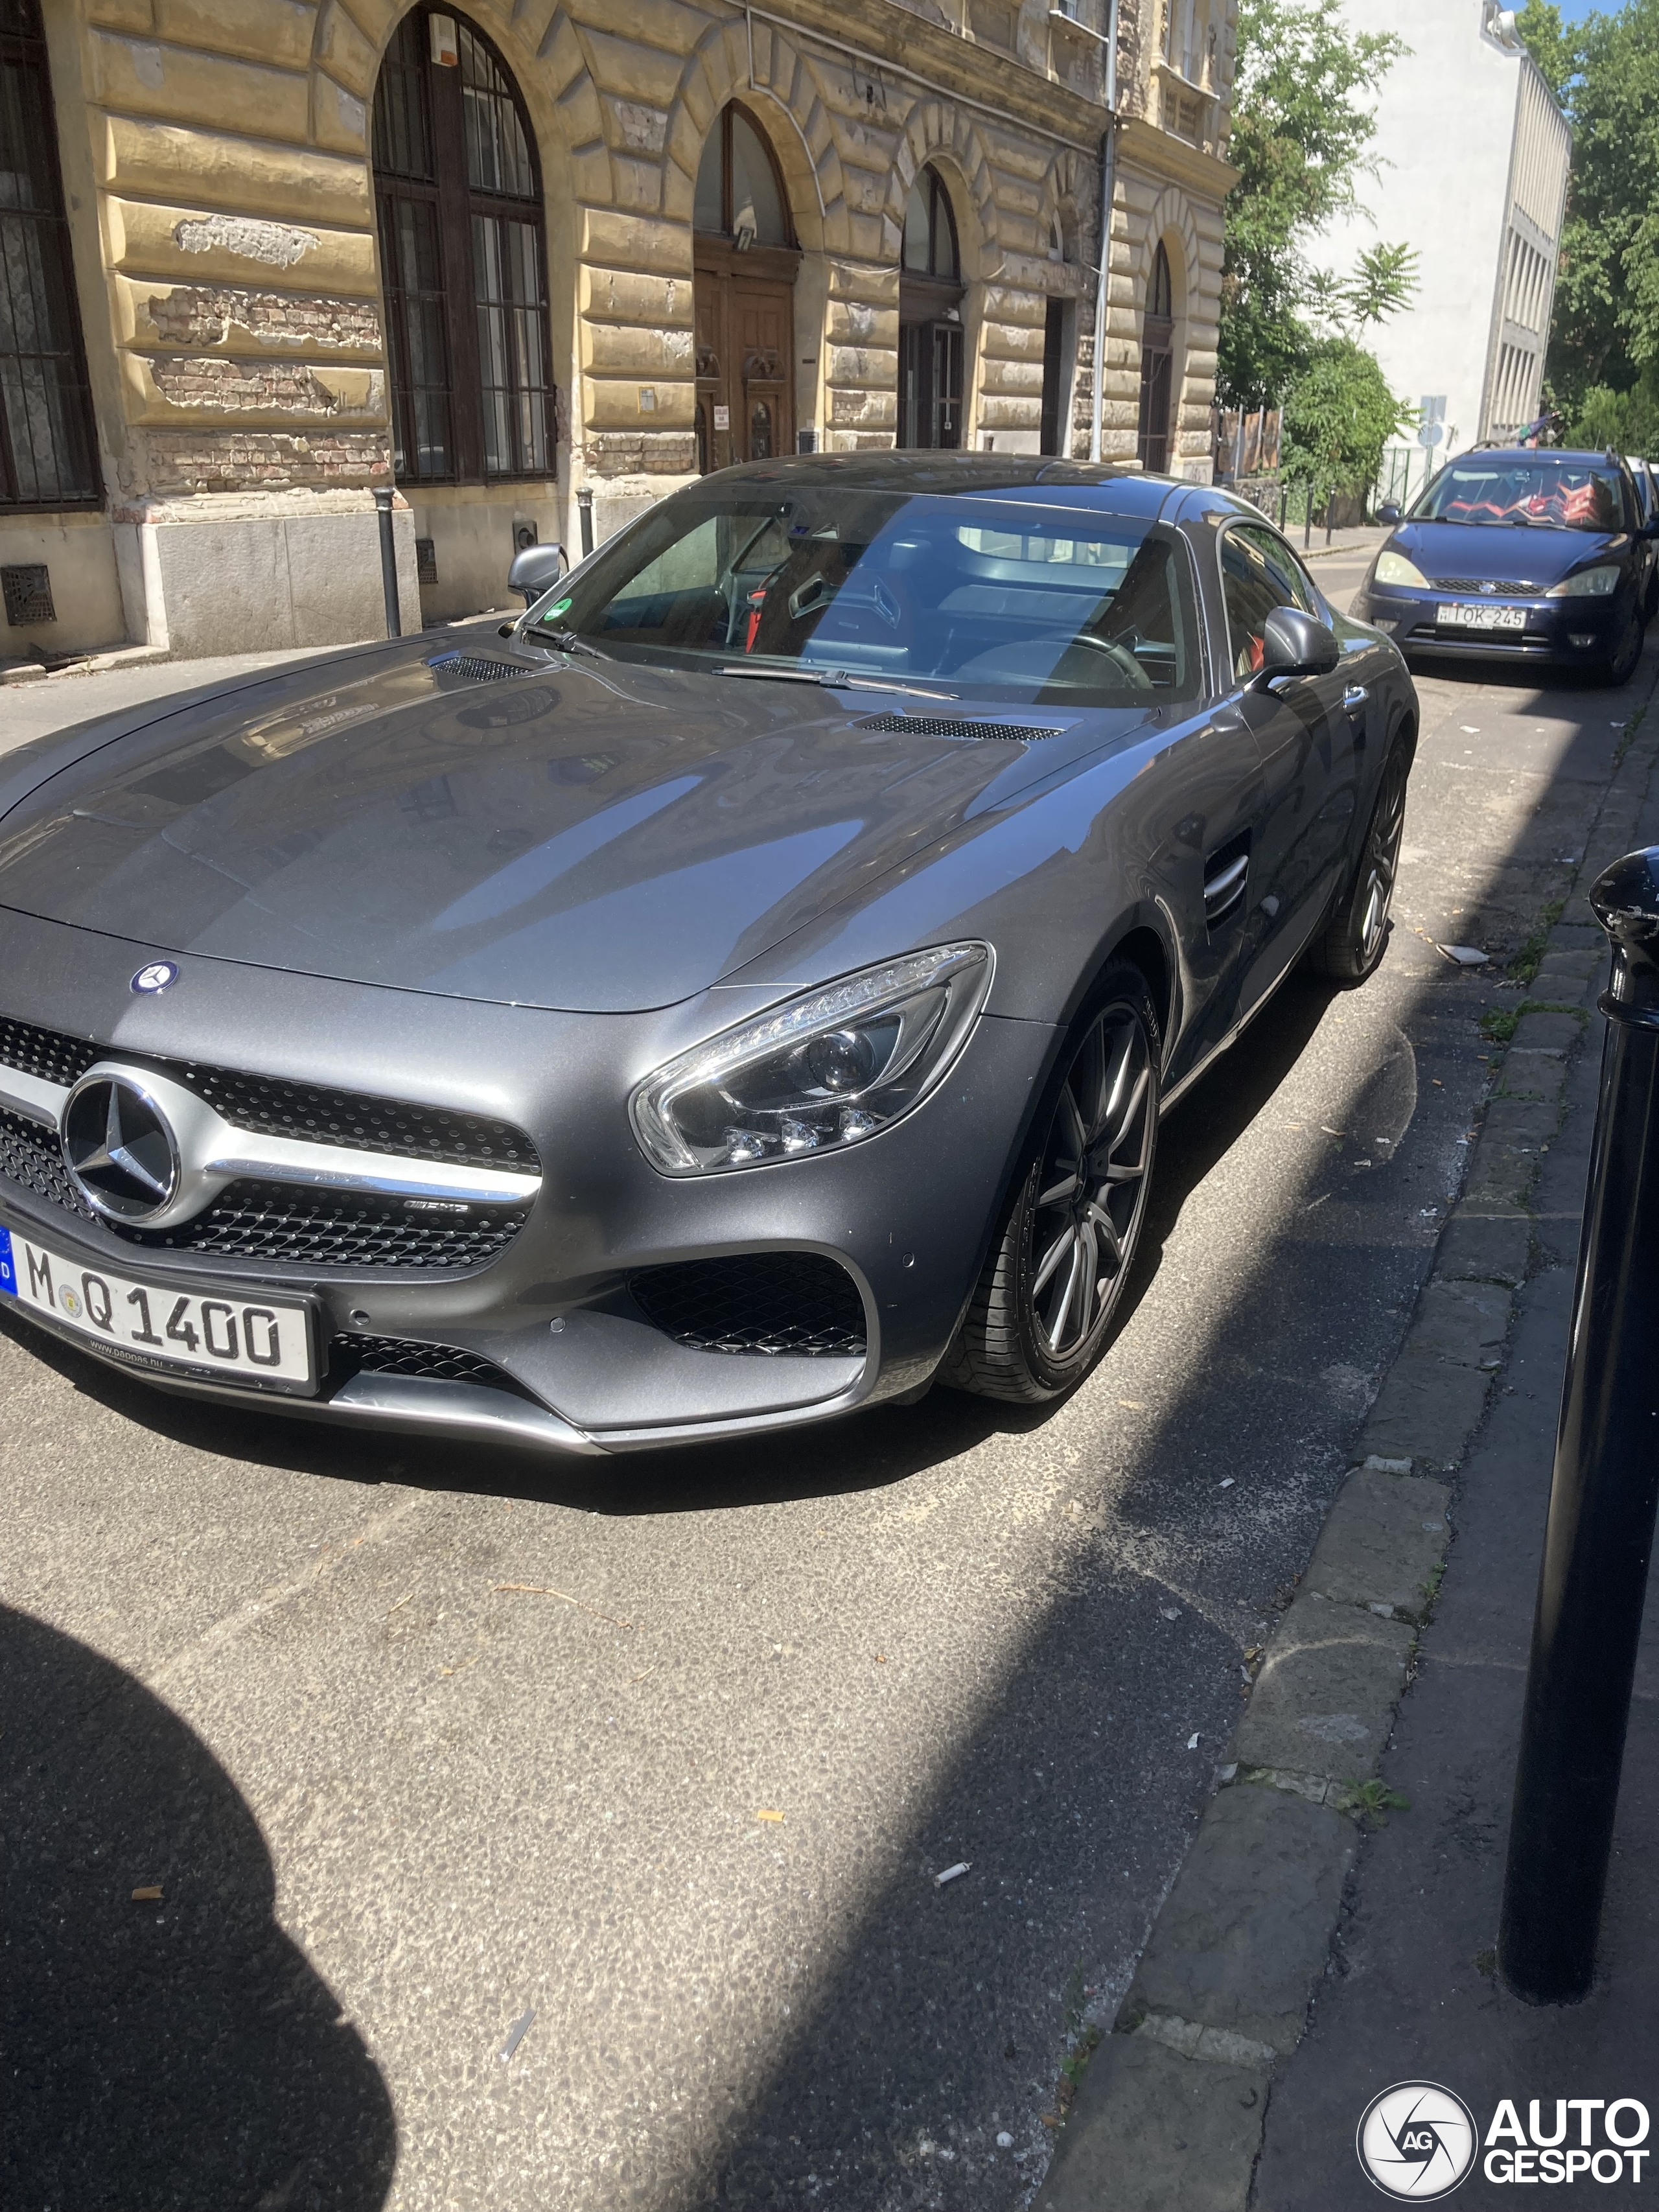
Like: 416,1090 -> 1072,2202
0,1604 -> 396,2212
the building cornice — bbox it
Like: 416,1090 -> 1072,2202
1116,113 -> 1238,198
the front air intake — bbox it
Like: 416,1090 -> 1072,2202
856,713 -> 1065,742
631,1252 -> 867,1356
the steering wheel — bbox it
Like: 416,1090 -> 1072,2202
1065,633 -> 1155,690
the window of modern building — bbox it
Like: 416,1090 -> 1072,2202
371,6 -> 555,485
693,104 -> 798,473
898,167 -> 964,450
0,0 -> 99,510
1137,241 -> 1175,474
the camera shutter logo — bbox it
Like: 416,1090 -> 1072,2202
1357,2082 -> 1478,2200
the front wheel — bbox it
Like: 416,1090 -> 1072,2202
1595,603 -> 1644,688
942,962 -> 1160,1403
1307,742 -> 1410,984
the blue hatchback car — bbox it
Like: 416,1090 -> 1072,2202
1356,447 -> 1659,686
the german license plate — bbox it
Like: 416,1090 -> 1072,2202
1441,602 -> 1527,631
0,1224 -> 316,1390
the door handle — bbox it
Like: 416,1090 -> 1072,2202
1203,850 -> 1249,925
1343,684 -> 1369,712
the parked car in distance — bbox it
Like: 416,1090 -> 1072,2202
1363,447 -> 1659,685
1627,455 -> 1659,619
0,457 -> 1418,1456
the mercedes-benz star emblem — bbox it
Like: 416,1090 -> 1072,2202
61,1075 -> 181,1222
130,960 -> 178,994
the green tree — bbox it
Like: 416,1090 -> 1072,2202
1546,0 -> 1659,419
1279,338 -> 1413,512
1516,0 -> 1573,102
1219,0 -> 1408,406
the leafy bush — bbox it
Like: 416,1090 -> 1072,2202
1281,338 -> 1413,509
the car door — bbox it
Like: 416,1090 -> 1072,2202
1216,518 -> 1356,1012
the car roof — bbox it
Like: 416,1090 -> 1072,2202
1459,447 -> 1627,468
701,452 -> 1181,518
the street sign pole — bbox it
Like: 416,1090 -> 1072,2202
1498,848 -> 1659,2003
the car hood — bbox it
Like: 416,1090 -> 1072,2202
1390,518 -> 1628,588
0,640 -> 1124,1012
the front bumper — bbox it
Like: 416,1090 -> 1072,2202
0,911 -> 1056,1454
1357,583 -> 1626,662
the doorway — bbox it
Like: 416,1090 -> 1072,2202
693,104 -> 799,471
897,166 -> 965,449
1137,241 -> 1176,474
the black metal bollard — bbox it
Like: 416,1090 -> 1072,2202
373,486 -> 401,638
577,483 -> 594,560
1498,847 -> 1659,2003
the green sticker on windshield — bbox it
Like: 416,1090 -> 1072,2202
548,596 -> 573,616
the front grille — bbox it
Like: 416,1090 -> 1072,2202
0,1105 -> 91,1220
1430,577 -> 1542,595
331,1333 -> 537,1397
143,1183 -> 528,1269
428,651 -> 533,683
857,713 -> 1064,742
631,1253 -> 867,1356
168,1068 -> 538,1174
0,1016 -> 101,1091
0,1110 -> 524,1271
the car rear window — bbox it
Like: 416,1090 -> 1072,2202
1412,459 -> 1631,533
529,489 -> 1203,706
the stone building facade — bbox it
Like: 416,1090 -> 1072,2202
2,0 -> 1236,662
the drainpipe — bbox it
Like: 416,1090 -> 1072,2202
1051,0 -> 1121,463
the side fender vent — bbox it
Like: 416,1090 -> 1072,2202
855,712 -> 1066,742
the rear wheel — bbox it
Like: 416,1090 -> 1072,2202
1308,742 -> 1410,984
942,962 -> 1159,1403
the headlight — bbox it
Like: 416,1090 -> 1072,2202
631,942 -> 993,1176
1374,550 -> 1430,589
1548,565 -> 1621,598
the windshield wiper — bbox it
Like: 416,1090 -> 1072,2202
715,664 -> 960,701
529,626 -> 609,658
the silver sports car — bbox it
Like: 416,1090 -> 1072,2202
0,458 -> 1414,1454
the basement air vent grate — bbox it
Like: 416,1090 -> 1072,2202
855,712 -> 1065,742
2,565 -> 55,625
415,537 -> 439,585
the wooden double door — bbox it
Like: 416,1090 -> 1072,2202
695,240 -> 797,473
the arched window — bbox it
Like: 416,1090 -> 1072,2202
898,166 -> 964,450
372,7 -> 555,483
1137,241 -> 1176,474
693,104 -> 798,472
1,0 -> 98,509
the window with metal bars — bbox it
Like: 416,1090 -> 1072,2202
371,6 -> 557,485
0,0 -> 99,511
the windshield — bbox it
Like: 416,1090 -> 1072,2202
1411,458 -> 1631,533
526,488 -> 1203,705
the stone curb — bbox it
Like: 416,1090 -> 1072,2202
1038,680 -> 1659,2212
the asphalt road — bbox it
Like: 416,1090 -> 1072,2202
3,574 -> 1653,2212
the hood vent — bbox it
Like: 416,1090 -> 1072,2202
855,712 -> 1065,742
427,651 -> 535,683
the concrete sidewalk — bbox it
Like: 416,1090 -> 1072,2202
1252,780 -> 1659,2207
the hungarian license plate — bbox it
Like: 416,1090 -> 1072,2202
1441,602 -> 1527,631
0,1224 -> 316,1390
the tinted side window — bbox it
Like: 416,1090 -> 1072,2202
1220,523 -> 1314,681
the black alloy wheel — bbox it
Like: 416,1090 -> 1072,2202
1308,741 -> 1410,984
944,960 -> 1159,1403
1598,601 -> 1644,688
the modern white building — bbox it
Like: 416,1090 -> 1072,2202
1317,0 -> 1572,503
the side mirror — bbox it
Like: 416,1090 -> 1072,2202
507,541 -> 566,605
1259,605 -> 1342,682
1376,501 -> 1402,526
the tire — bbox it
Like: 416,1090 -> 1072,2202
1307,741 -> 1410,984
1595,603 -> 1644,688
942,961 -> 1160,1403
